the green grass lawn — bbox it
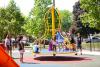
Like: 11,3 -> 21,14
82,42 -> 100,51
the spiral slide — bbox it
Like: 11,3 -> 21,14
0,46 -> 19,67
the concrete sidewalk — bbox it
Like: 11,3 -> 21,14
82,50 -> 100,55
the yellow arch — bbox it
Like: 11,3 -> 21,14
43,8 -> 62,38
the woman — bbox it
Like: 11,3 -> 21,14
18,35 -> 25,63
5,35 -> 12,57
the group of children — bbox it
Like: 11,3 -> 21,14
48,32 -> 83,55
64,32 -> 82,55
32,32 -> 83,56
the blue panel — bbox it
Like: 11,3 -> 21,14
56,32 -> 64,43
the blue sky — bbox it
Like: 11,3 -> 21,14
0,0 -> 78,16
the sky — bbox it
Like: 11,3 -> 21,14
0,0 -> 78,16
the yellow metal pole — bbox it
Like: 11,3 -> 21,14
52,0 -> 56,56
52,2 -> 56,56
51,6 -> 55,38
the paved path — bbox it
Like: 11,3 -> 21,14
82,50 -> 100,55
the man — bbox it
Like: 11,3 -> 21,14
75,33 -> 82,55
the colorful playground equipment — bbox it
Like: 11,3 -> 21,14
32,31 -> 76,57
43,8 -> 61,38
0,45 -> 19,67
49,31 -> 75,52
32,0 -> 76,56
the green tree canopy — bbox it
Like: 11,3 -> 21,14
0,0 -> 25,40
80,0 -> 100,29
60,10 -> 72,32
23,0 -> 52,38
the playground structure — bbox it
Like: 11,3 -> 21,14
32,0 -> 76,56
43,7 -> 61,38
0,44 -> 19,67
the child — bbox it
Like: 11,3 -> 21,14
33,40 -> 39,57
62,34 -> 71,51
52,36 -> 57,52
48,39 -> 53,51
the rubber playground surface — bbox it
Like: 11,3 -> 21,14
21,49 -> 92,64
12,48 -> 100,67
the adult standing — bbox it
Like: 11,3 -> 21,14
76,33 -> 82,55
11,36 -> 15,50
5,34 -> 12,57
18,35 -> 25,63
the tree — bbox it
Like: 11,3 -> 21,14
73,1 -> 84,28
72,1 -> 100,36
0,8 -> 8,40
60,10 -> 72,32
71,1 -> 85,35
80,0 -> 100,30
0,0 -> 25,40
5,0 -> 25,35
23,0 -> 52,38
